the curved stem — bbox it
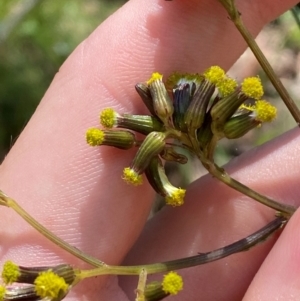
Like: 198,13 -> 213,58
202,159 -> 296,216
0,191 -> 105,267
206,135 -> 219,161
78,216 -> 285,277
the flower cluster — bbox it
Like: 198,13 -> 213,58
0,261 -> 76,301
0,261 -> 184,301
86,66 -> 277,207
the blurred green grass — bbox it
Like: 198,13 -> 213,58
0,0 -> 126,160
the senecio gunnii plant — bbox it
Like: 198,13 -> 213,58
0,0 -> 300,301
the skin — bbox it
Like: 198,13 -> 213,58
0,0 -> 299,300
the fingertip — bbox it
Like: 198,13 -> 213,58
243,209 -> 300,300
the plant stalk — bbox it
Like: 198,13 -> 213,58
218,0 -> 300,125
0,191 -> 105,267
78,216 -> 285,277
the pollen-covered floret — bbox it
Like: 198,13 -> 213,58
165,187 -> 186,207
2,261 -> 20,284
100,108 -> 117,128
241,77 -> 264,100
203,66 -> 225,85
217,77 -> 238,97
162,271 -> 183,295
240,100 -> 277,123
122,167 -> 143,186
86,128 -> 104,146
34,270 -> 69,300
254,100 -> 277,122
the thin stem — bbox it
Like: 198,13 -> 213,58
135,269 -> 147,301
234,19 -> 300,124
78,216 -> 285,277
201,159 -> 296,216
0,191 -> 105,267
206,135 -> 219,161
218,0 -> 300,125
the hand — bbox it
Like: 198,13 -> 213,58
0,0 -> 299,300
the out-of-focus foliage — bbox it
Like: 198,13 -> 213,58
0,0 -> 126,160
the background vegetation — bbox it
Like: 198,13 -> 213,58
0,0 -> 126,160
0,0 -> 299,165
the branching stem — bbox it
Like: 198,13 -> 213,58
201,158 -> 296,217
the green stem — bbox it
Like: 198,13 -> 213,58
0,191 -> 105,267
218,0 -> 300,125
78,216 -> 285,278
206,135 -> 219,161
202,160 -> 296,216
136,269 -> 147,301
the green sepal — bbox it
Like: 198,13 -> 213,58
131,132 -> 166,174
184,80 -> 215,132
115,114 -> 164,135
100,130 -> 136,149
224,113 -> 259,139
135,83 -> 156,116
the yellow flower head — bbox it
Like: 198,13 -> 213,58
240,100 -> 277,123
217,77 -> 238,97
2,261 -> 20,284
34,270 -> 69,300
203,66 -> 225,85
165,187 -> 186,207
86,128 -> 104,146
162,271 -> 183,295
241,77 -> 264,100
253,100 -> 277,122
122,167 -> 143,186
100,108 -> 116,128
